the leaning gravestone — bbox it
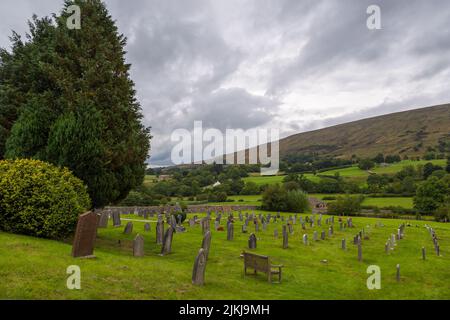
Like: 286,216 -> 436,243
202,231 -> 212,260
124,222 -> 133,235
98,211 -> 109,228
248,233 -> 257,249
161,226 -> 174,256
112,211 -> 121,227
133,234 -> 144,257
192,248 -> 207,286
72,212 -> 99,258
156,220 -> 164,244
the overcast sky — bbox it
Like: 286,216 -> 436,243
1,0 -> 450,165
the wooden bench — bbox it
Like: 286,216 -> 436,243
242,251 -> 284,283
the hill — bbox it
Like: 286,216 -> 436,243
279,104 -> 450,159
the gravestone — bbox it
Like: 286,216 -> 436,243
201,217 -> 210,235
98,211 -> 109,228
227,222 -> 234,241
342,239 -> 346,250
202,231 -> 212,260
313,231 -> 318,242
242,224 -> 248,233
156,220 -> 164,244
144,223 -> 151,232
112,211 -> 121,227
161,226 -> 174,256
248,233 -> 257,249
72,212 -> 99,258
422,247 -> 426,260
288,223 -> 294,234
124,222 -> 133,235
274,229 -> 279,238
321,231 -> 326,241
189,219 -> 195,227
192,248 -> 207,286
133,234 -> 144,257
303,234 -> 308,245
282,226 -> 288,249
385,242 -> 390,254
396,264 -> 400,282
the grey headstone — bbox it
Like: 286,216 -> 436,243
202,231 -> 212,260
112,211 -> 121,227
248,233 -> 257,249
124,222 -> 133,235
161,226 -> 174,256
282,225 -> 288,249
133,234 -> 144,257
227,222 -> 234,241
144,223 -> 151,232
156,220 -> 164,244
342,239 -> 346,250
98,211 -> 109,228
192,248 -> 207,286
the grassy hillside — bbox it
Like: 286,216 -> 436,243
280,104 -> 450,159
1,212 -> 449,300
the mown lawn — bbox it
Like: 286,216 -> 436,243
1,212 -> 449,300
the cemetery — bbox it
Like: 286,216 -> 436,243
1,206 -> 449,299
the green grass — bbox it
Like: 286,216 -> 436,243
243,174 -> 320,186
319,159 -> 447,178
362,197 -> 414,209
1,212 -> 449,300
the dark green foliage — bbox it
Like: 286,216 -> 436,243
327,195 -> 365,216
0,159 -> 91,239
414,175 -> 449,214
358,159 -> 375,170
261,184 -> 310,213
1,1 -> 151,207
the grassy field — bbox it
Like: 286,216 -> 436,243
319,159 -> 447,177
1,211 -> 449,300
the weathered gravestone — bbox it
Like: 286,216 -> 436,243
112,211 -> 121,227
282,225 -> 288,249
144,223 -> 151,232
396,264 -> 401,282
202,231 -> 212,260
248,233 -> 257,249
321,231 -> 326,241
274,229 -> 279,238
124,222 -> 133,235
133,234 -> 144,257
192,248 -> 207,286
242,224 -> 248,233
303,234 -> 308,245
313,231 -> 318,242
161,226 -> 174,256
98,211 -> 109,228
201,217 -> 210,235
72,212 -> 99,258
227,222 -> 234,241
342,239 -> 346,250
156,220 -> 164,244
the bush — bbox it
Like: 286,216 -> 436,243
262,184 -> 309,213
327,195 -> 364,216
0,159 -> 91,239
286,190 -> 310,212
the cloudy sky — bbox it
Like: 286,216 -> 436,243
1,0 -> 450,165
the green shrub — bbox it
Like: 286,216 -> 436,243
286,190 -> 310,212
0,159 -> 91,240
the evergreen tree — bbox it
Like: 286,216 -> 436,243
1,0 -> 151,207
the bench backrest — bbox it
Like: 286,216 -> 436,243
243,252 -> 270,272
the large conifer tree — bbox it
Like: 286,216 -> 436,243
1,0 -> 151,207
